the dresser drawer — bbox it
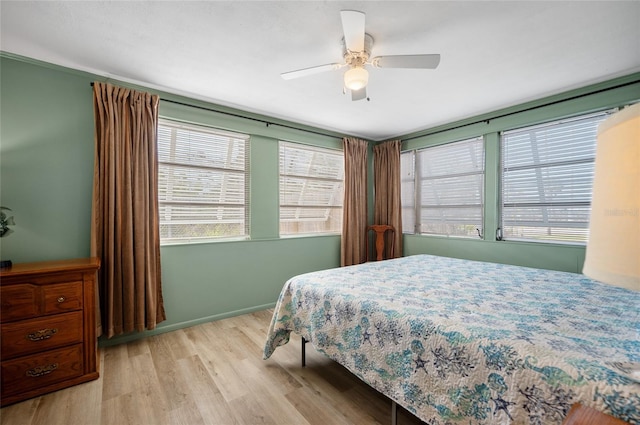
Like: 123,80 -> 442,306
1,344 -> 84,398
43,281 -> 83,314
1,311 -> 84,360
0,258 -> 99,406
0,284 -> 39,322
0,281 -> 83,323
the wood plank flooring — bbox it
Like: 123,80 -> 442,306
1,309 -> 424,425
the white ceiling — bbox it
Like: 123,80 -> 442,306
1,1 -> 639,141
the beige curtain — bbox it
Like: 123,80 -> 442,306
373,140 -> 403,258
341,137 -> 369,266
91,82 -> 166,338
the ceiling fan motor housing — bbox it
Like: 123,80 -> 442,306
342,33 -> 374,68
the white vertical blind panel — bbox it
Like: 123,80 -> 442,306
418,139 -> 484,177
279,142 -> 344,235
158,120 -> 249,244
501,112 -> 610,243
402,137 -> 484,238
400,151 -> 416,233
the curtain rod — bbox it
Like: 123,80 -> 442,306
90,82 -> 342,140
402,78 -> 640,142
91,78 -> 638,142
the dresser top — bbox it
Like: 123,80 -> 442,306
0,258 -> 100,278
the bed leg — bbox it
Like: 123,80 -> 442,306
301,337 -> 307,367
391,401 -> 397,425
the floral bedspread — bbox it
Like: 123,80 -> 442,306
263,255 -> 640,424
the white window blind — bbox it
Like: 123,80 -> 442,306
500,111 -> 610,243
401,151 -> 416,233
279,141 -> 344,235
157,120 -> 249,244
402,137 -> 485,238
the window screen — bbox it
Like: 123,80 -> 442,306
500,111 -> 610,243
402,137 -> 485,238
279,142 -> 344,235
157,120 -> 249,244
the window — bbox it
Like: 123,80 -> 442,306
279,142 -> 344,235
157,120 -> 249,244
402,137 -> 485,238
500,111 -> 610,243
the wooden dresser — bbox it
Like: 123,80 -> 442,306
0,258 -> 100,406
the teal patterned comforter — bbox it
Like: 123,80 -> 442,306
263,255 -> 640,424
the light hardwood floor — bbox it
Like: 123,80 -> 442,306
1,309 -> 424,425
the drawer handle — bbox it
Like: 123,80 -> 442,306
26,363 -> 58,377
27,328 -> 58,341
57,296 -> 66,303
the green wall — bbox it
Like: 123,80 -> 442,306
1,53 -> 639,346
1,57 -> 96,262
0,55 -> 344,346
399,73 -> 640,273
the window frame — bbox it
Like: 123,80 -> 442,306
278,141 -> 344,237
499,110 -> 613,245
157,118 -> 250,245
402,136 -> 485,239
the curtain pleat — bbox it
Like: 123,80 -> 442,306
341,137 -> 369,266
373,140 -> 403,258
91,82 -> 165,338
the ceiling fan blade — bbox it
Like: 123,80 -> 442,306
281,63 -> 343,80
340,10 -> 365,52
372,54 -> 441,69
351,87 -> 367,101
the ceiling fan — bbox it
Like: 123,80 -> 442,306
281,10 -> 441,101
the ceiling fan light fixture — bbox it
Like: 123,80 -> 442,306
344,67 -> 368,91
281,11 -> 440,101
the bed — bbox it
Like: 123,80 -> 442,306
263,254 -> 640,424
